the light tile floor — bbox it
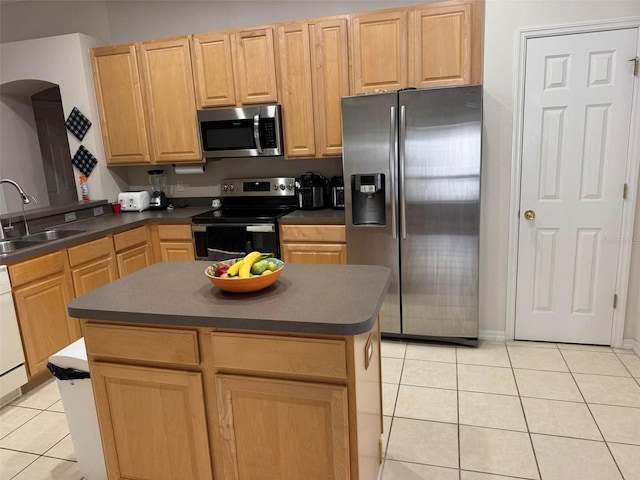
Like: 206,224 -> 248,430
0,341 -> 639,480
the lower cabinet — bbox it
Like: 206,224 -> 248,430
67,236 -> 118,297
90,362 -> 213,480
150,223 -> 195,261
215,374 -> 350,479
113,226 -> 152,277
280,224 -> 347,264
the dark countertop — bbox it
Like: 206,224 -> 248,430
280,208 -> 345,225
0,207 -> 210,265
68,261 -> 390,336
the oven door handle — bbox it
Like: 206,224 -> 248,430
191,224 -> 207,233
253,114 -> 263,154
246,225 -> 274,233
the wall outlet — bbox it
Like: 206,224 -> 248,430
177,180 -> 184,192
64,212 -> 77,223
93,206 -> 104,216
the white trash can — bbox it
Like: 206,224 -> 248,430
48,338 -> 107,480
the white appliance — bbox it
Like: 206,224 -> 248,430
49,338 -> 107,480
0,265 -> 28,405
117,191 -> 150,212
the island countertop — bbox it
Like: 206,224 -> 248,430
68,261 -> 390,336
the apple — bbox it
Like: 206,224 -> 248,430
214,263 -> 230,277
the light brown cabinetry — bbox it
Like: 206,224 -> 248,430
9,251 -> 79,378
113,226 -> 152,277
191,32 -> 237,107
67,236 -> 118,297
91,44 -> 151,165
232,27 -> 279,105
150,223 -> 195,262
280,224 -> 347,265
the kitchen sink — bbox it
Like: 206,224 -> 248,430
22,229 -> 86,242
0,240 -> 41,254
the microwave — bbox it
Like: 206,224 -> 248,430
197,105 -> 283,159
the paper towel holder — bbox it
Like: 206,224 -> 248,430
173,163 -> 206,175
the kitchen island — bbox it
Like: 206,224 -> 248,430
68,261 -> 390,480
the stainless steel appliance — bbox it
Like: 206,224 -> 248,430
1,265 -> 27,405
330,176 -> 344,210
197,105 -> 283,159
191,177 -> 297,261
342,86 -> 481,342
148,169 -> 168,210
296,172 -> 328,210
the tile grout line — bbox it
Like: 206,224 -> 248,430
455,345 -> 461,480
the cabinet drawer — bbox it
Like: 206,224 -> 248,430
113,226 -> 148,252
280,224 -> 345,243
67,236 -> 113,267
212,333 -> 346,381
9,250 -> 66,287
85,323 -> 200,366
157,224 -> 192,241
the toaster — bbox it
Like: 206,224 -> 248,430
118,191 -> 150,212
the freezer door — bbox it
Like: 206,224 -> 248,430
342,93 -> 401,334
399,86 -> 481,338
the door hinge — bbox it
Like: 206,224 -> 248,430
613,294 -> 618,309
623,183 -> 628,200
629,57 -> 639,76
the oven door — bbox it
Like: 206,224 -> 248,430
192,223 -> 280,261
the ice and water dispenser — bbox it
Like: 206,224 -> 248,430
351,174 -> 385,226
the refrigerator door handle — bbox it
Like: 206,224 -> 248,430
389,106 -> 397,240
399,104 -> 407,239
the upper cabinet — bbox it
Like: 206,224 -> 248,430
232,27 -> 279,104
191,32 -> 236,107
91,45 -> 151,165
91,37 -> 202,166
350,9 -> 408,94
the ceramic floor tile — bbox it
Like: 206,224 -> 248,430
383,383 -> 399,417
557,343 -> 613,353
386,417 -> 458,468
513,368 -> 583,402
405,343 -> 456,363
0,406 -> 41,439
43,434 -> 76,461
401,359 -> 457,390
381,460 -> 459,480
574,373 -> 640,407
459,425 -> 538,479
508,346 -> 568,372
382,357 -> 404,384
46,400 -> 65,413
561,350 -> 630,377
461,472 -> 527,480
506,340 -> 557,349
395,385 -> 457,424
10,456 -> 81,480
0,411 -> 69,455
521,397 -> 602,440
531,434 -> 622,480
381,341 -> 407,359
459,391 -> 527,432
457,364 -> 518,396
617,353 -> 640,377
457,342 -> 511,367
0,447 -> 38,479
10,380 -> 60,410
382,416 -> 392,453
608,442 -> 640,480
590,404 -> 640,445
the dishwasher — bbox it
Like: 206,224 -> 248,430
0,265 -> 27,405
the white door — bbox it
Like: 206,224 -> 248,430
515,28 -> 638,344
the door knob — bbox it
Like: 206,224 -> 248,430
523,210 -> 536,220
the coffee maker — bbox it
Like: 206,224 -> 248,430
148,169 -> 168,210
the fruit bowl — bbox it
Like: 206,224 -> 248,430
205,258 -> 285,293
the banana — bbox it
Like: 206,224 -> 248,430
239,251 -> 262,278
227,259 -> 244,277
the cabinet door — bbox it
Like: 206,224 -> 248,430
310,18 -> 350,157
281,243 -> 347,265
138,37 -> 202,163
350,10 -> 408,93
215,374 -> 350,480
192,32 -> 236,107
13,274 -> 77,377
71,257 -> 118,297
232,27 -> 278,104
116,244 -> 152,277
158,241 -> 195,261
91,44 -> 151,165
276,22 -> 316,158
91,362 -> 212,480
409,2 -> 472,88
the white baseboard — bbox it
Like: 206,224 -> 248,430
478,330 -> 506,341
622,338 -> 635,350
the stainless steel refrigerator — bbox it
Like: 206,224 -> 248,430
342,86 -> 481,342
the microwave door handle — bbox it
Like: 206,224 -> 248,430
253,114 -> 263,154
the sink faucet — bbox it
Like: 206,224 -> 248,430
0,179 -> 34,240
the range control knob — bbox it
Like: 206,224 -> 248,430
222,184 -> 228,192
229,185 -> 235,192
287,183 -> 294,190
279,184 -> 286,190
